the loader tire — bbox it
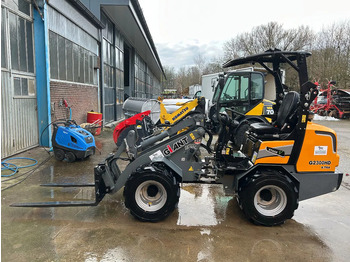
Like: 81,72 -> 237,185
124,169 -> 180,222
239,173 -> 298,226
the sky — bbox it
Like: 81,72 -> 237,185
138,0 -> 350,71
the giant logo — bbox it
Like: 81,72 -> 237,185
163,137 -> 189,156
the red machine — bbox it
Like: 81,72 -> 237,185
310,80 -> 344,118
113,110 -> 151,146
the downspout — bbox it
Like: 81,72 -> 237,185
34,0 -> 51,147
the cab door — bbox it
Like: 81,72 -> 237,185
219,72 -> 265,114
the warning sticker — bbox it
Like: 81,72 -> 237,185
190,133 -> 196,140
149,150 -> 164,161
188,166 -> 194,171
314,146 -> 328,156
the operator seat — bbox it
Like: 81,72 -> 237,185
248,91 -> 300,140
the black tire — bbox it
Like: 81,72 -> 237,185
65,152 -> 76,162
239,173 -> 298,226
54,148 -> 65,161
124,169 -> 180,222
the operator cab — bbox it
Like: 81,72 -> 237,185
208,72 -> 268,132
218,71 -> 265,114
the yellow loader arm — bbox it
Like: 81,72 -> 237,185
159,99 -> 199,125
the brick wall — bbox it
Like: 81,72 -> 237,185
50,81 -> 99,124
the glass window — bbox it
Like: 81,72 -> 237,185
120,51 -> 123,69
26,20 -> 34,73
14,77 -> 21,95
66,40 -> 73,82
48,30 -> 97,84
58,35 -> 66,80
89,54 -> 93,84
251,73 -> 264,100
107,20 -> 113,43
115,30 -> 119,49
8,11 -> 34,73
110,44 -> 114,66
28,78 -> 35,95
21,77 -> 28,95
79,48 -> 84,83
104,64 -> 108,86
49,31 -> 58,79
84,51 -> 89,83
240,76 -> 249,101
106,42 -> 110,65
220,75 -> 250,102
73,43 -> 79,82
19,17 -> 27,72
13,76 -> 34,96
1,8 -> 7,69
116,50 -> 120,69
102,39 -> 107,63
220,76 -> 239,102
9,12 -> 19,70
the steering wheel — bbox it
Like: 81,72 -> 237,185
225,107 -> 245,117
223,93 -> 233,101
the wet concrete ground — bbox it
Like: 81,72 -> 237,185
2,119 -> 350,262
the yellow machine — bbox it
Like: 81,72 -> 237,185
158,98 -> 201,125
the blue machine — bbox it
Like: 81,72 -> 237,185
52,120 -> 96,162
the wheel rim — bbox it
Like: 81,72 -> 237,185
135,180 -> 167,212
254,185 -> 287,216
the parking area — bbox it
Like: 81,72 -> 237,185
2,119 -> 350,262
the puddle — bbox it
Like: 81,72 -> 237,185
200,228 -> 211,235
294,187 -> 350,262
177,184 -> 230,226
85,247 -> 130,262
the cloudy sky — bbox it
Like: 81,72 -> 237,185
138,0 -> 350,70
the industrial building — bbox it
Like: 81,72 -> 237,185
1,0 -> 165,157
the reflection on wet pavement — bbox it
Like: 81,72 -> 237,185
178,185 -> 221,226
2,179 -> 334,262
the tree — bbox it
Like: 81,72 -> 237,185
309,21 -> 350,88
222,21 -> 350,89
223,22 -> 314,60
161,66 -> 176,90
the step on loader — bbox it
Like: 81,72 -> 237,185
12,50 -> 343,226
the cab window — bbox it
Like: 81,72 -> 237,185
251,73 -> 264,100
219,75 -> 249,103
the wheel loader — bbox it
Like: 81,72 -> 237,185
12,50 -> 343,226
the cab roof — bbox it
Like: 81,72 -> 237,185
223,49 -> 311,68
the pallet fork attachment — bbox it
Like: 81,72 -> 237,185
10,167 -> 107,207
